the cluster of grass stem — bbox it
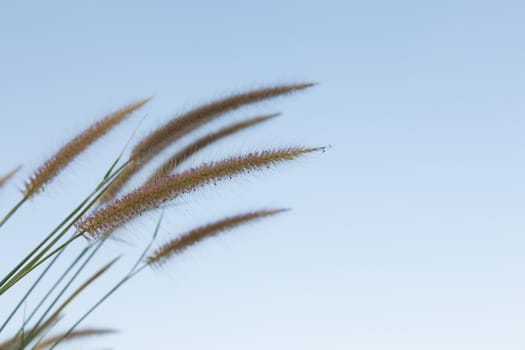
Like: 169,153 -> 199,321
0,82 -> 322,349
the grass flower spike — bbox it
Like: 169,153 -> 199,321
145,113 -> 278,183
100,83 -> 315,201
131,84 -> 314,161
147,209 -> 287,266
34,328 -> 116,350
0,166 -> 21,190
77,146 -> 323,238
0,82 -> 324,350
24,98 -> 151,197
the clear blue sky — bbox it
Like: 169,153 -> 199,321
1,1 -> 525,349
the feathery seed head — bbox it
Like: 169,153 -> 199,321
131,84 -> 314,162
100,83 -> 314,202
24,98 -> 151,198
77,146 -> 323,238
146,113 -> 279,184
34,328 -> 117,350
147,209 -> 287,266
0,317 -> 63,350
0,165 -> 21,189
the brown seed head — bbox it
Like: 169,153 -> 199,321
34,328 -> 116,350
77,146 -> 323,238
147,209 -> 287,266
0,165 -> 21,189
145,113 -> 278,184
0,315 -> 63,350
24,98 -> 151,197
131,84 -> 314,161
100,83 -> 315,202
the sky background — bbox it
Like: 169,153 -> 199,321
1,0 -> 525,349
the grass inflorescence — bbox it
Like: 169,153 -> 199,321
0,166 -> 21,190
145,113 -> 279,184
147,209 -> 288,266
77,147 -> 323,239
0,82 -> 324,350
100,83 -> 315,202
24,98 -> 151,198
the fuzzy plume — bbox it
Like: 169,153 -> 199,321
24,98 -> 151,197
0,315 -> 63,350
34,328 -> 116,350
147,209 -> 286,266
0,165 -> 21,189
145,113 -> 278,184
100,83 -> 314,202
77,146 -> 323,238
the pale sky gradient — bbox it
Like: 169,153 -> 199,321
1,1 -> 525,349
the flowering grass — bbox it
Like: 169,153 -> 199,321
0,83 -> 323,349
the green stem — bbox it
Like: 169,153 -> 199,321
47,212 -> 164,350
21,245 -> 91,331
3,244 -> 90,347
0,232 -> 80,295
0,243 -> 66,335
47,263 -> 148,350
18,239 -> 106,349
0,195 -> 29,229
0,205 -> 86,292
0,161 -> 129,295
